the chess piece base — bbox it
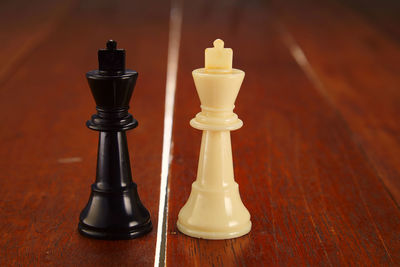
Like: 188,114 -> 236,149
177,181 -> 251,240
78,183 -> 153,240
78,220 -> 152,240
177,220 -> 251,240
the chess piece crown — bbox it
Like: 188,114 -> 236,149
191,39 -> 244,131
86,40 -> 137,131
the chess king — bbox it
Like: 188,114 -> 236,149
78,40 -> 152,239
177,39 -> 251,239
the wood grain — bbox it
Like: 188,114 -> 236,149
0,0 -> 169,265
0,0 -> 77,84
337,0 -> 400,42
166,0 -> 400,266
272,0 -> 400,205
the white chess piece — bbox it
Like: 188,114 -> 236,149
177,39 -> 251,239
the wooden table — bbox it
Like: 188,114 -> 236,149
1,0 -> 399,265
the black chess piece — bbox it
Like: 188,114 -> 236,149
78,40 -> 152,240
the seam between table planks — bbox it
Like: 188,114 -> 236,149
154,0 -> 183,266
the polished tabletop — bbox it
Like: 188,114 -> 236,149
0,0 -> 399,266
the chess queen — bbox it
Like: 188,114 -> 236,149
177,39 -> 251,239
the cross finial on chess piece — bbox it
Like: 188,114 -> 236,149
213,38 -> 224,48
106,39 -> 117,50
205,39 -> 233,71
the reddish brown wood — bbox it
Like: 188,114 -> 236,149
167,0 -> 400,266
0,0 -> 169,265
272,0 -> 400,205
337,0 -> 400,42
0,0 -> 78,84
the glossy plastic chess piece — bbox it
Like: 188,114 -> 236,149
78,40 -> 152,240
177,39 -> 251,239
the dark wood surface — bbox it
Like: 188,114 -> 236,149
0,0 -> 399,266
0,0 -> 77,84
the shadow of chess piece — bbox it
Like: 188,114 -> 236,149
78,40 -> 152,240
